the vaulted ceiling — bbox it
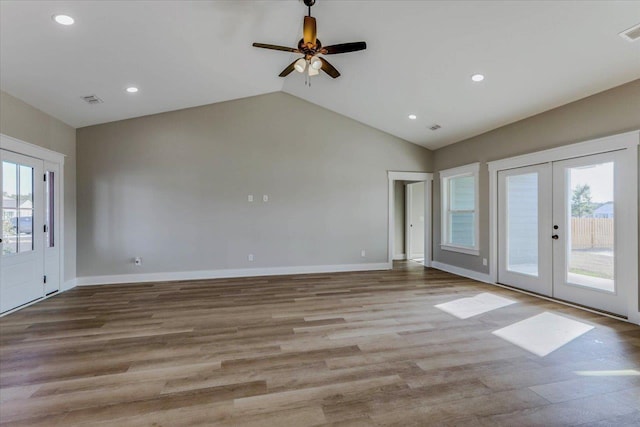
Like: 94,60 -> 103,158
1,1 -> 639,149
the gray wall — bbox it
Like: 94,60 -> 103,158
0,90 -> 77,283
76,92 -> 433,278
432,79 -> 640,275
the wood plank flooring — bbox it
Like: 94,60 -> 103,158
1,261 -> 639,426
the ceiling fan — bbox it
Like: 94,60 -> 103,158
252,0 -> 366,79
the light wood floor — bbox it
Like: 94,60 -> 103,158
1,262 -> 639,426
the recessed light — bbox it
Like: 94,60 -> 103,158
471,73 -> 485,82
52,14 -> 74,26
408,114 -> 417,120
126,87 -> 139,93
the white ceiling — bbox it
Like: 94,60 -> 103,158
1,1 -> 639,149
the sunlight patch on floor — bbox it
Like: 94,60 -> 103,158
492,312 -> 594,357
435,292 -> 517,319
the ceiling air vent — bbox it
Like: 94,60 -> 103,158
429,124 -> 442,131
82,95 -> 103,104
619,23 -> 640,42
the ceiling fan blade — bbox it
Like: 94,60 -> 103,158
303,16 -> 317,45
253,43 -> 299,53
319,57 -> 340,78
279,59 -> 299,77
322,42 -> 367,55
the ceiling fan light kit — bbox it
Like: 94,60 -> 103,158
252,0 -> 366,80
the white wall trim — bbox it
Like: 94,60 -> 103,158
439,162 -> 480,179
441,244 -> 480,256
76,262 -> 392,286
487,130 -> 639,172
388,171 -> 433,268
431,261 -> 492,284
393,253 -> 407,261
0,133 -> 66,164
388,171 -> 430,181
62,279 -> 77,291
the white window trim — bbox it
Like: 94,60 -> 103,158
440,162 -> 480,256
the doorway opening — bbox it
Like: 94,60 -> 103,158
387,172 -> 432,267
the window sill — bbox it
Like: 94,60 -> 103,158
441,244 -> 480,256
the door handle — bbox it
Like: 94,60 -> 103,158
552,234 -> 559,240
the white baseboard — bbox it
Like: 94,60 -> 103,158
430,261 -> 493,284
62,279 -> 77,291
76,262 -> 392,286
393,254 -> 406,261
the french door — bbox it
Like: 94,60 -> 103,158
498,163 -> 552,296
0,147 -> 61,313
1,150 -> 44,312
498,150 -> 627,316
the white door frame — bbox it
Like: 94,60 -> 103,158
405,182 -> 425,260
488,130 -> 639,323
388,171 -> 432,267
1,133 -> 65,315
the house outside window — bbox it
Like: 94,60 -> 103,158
440,163 -> 480,255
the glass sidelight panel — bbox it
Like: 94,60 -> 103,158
45,171 -> 55,247
566,162 -> 614,292
2,161 -> 34,255
506,173 -> 539,276
2,161 -> 18,255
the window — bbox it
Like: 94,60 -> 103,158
440,163 -> 480,255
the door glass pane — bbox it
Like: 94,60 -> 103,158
567,162 -> 614,292
2,160 -> 34,255
46,171 -> 55,247
506,173 -> 538,276
2,162 -> 18,255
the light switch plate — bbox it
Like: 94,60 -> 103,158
263,195 -> 268,202
248,195 -> 253,202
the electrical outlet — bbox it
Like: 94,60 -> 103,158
248,195 -> 253,202
263,195 -> 268,202
482,258 -> 487,266
361,250 -> 366,257
134,257 -> 142,266
248,254 -> 254,262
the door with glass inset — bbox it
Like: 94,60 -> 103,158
498,151 -> 628,317
498,163 -> 552,296
1,150 -> 44,313
552,151 -> 625,315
